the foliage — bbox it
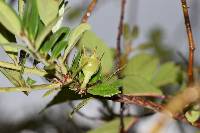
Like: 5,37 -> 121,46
0,0 -> 197,133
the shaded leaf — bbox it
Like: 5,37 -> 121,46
51,41 -> 68,59
88,81 -> 121,97
78,31 -> 113,74
151,62 -> 180,87
36,0 -> 59,25
124,53 -> 159,81
123,75 -> 163,97
43,87 -> 89,110
0,1 -> 22,36
70,50 -> 81,74
88,117 -> 134,133
35,16 -> 60,50
70,97 -> 92,117
40,27 -> 70,54
123,23 -> 130,40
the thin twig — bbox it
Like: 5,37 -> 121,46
116,0 -> 126,132
181,0 -> 195,85
81,0 -> 98,23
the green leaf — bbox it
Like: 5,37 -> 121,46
123,75 -> 163,97
151,62 -> 180,87
185,110 -> 200,124
88,117 -> 134,133
78,31 -> 113,74
0,33 -> 18,62
43,87 -> 89,110
88,81 -> 121,97
131,26 -> 139,39
0,1 -> 22,36
36,0 -> 59,25
63,23 -> 91,61
26,77 -> 36,86
0,68 -> 28,90
23,0 -> 39,40
51,41 -> 68,59
40,27 -> 70,54
124,53 -> 159,81
70,97 -> 92,117
35,16 -> 60,50
70,51 -> 81,74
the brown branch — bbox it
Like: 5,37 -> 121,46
180,0 -> 196,85
115,0 -> 126,132
81,0 -> 98,23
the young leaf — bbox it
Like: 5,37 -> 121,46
70,51 -> 81,74
88,117 -> 134,133
51,41 -> 68,59
0,1 -> 22,36
70,97 -> 92,117
36,0 -> 59,25
151,62 -> 180,87
35,16 -> 60,50
123,75 -> 163,97
123,23 -> 130,41
26,77 -> 36,86
63,23 -> 91,61
88,81 -> 121,97
78,31 -> 113,74
40,27 -> 70,54
23,0 -> 39,40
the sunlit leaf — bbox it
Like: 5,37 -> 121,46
78,31 -> 113,74
0,1 -> 22,36
26,77 -> 36,86
36,0 -> 59,25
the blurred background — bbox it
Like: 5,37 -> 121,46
0,0 -> 200,132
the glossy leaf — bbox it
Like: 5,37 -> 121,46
0,1 -> 22,36
36,0 -> 59,25
88,81 -> 121,97
51,41 -> 68,59
88,117 -> 134,133
40,27 -> 70,54
78,31 -> 113,74
123,75 -> 163,97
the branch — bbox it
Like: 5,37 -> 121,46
0,61 -> 47,76
81,0 -> 98,23
116,0 -> 126,132
0,83 -> 61,92
180,0 -> 196,85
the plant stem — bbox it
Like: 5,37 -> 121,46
0,61 -> 47,76
81,0 -> 98,23
116,0 -> 126,132
0,83 -> 61,92
180,0 -> 195,85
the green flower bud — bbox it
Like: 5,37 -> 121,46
80,49 -> 100,89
